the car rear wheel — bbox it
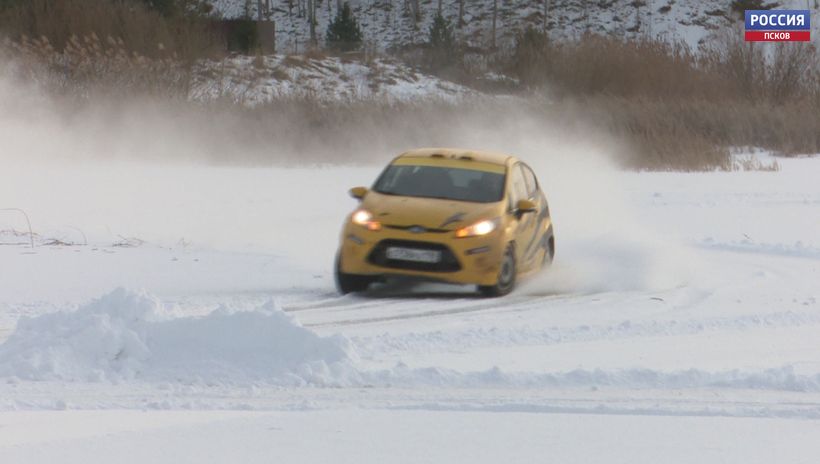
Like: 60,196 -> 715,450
479,245 -> 516,297
542,235 -> 555,268
335,254 -> 372,294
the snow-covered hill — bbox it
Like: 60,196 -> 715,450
211,0 -> 819,53
191,53 -> 472,104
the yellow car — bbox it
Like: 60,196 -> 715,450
335,148 -> 555,297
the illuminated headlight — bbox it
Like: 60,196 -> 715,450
351,209 -> 382,231
455,218 -> 499,238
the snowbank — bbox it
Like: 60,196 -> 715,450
3,289 -> 818,392
0,289 -> 354,385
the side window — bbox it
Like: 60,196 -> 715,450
521,164 -> 538,197
510,165 -> 529,203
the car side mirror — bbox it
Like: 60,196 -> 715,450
516,199 -> 537,214
349,186 -> 368,200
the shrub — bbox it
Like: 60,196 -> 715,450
509,27 -> 550,88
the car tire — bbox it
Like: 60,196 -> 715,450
542,235 -> 555,268
479,244 -> 516,297
335,253 -> 372,294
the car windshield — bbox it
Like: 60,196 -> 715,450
373,164 -> 506,203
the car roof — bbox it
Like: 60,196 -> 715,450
396,148 -> 514,166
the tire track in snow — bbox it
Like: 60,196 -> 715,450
287,293 -> 581,328
351,309 -> 820,355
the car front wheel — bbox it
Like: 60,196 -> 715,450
335,253 -> 372,294
479,245 -> 516,297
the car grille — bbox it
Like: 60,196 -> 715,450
367,239 -> 461,272
383,224 -> 449,234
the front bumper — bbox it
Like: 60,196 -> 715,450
338,224 -> 504,286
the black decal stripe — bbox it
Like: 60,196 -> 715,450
439,212 -> 466,229
523,214 -> 545,261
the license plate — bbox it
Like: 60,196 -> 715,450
385,247 -> 441,263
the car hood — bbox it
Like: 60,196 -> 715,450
363,192 -> 501,231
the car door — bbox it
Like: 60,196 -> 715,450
517,163 -> 550,271
509,163 -> 538,270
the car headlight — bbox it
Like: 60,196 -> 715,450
351,209 -> 382,231
455,218 -> 499,238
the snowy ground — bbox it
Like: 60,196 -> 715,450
1,154 -> 819,462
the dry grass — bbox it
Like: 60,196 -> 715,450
0,0 -> 218,61
0,0 -> 223,99
6,34 -> 192,99
507,31 -> 819,104
501,31 -> 820,169
574,96 -> 820,170
542,36 -> 724,100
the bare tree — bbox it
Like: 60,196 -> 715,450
542,0 -> 549,33
629,0 -> 642,34
308,0 -> 316,46
492,0 -> 498,49
401,0 -> 421,30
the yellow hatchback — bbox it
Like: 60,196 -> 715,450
335,148 -> 555,297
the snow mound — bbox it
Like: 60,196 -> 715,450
0,289 -> 354,385
4,293 -> 817,393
